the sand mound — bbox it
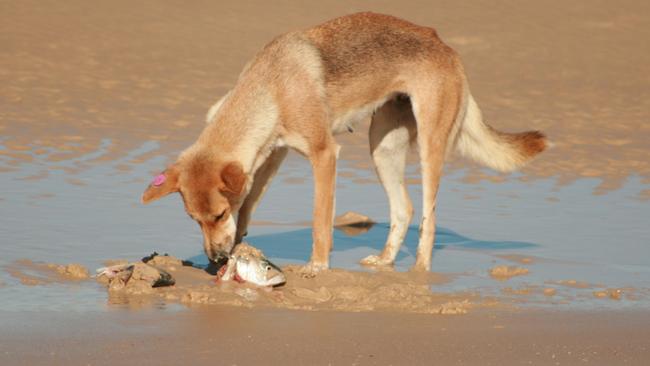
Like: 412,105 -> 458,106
334,211 -> 375,227
53,263 -> 89,279
144,255 -> 184,269
333,211 -> 376,236
543,288 -> 557,296
5,260 -> 89,285
97,259 -> 176,295
489,265 -> 529,280
593,288 -> 624,300
100,254 -> 490,315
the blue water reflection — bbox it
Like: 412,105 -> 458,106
186,224 -> 538,270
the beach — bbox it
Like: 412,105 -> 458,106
1,0 -> 650,364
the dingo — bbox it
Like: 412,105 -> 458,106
142,12 -> 547,273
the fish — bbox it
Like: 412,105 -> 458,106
217,246 -> 286,287
96,263 -> 131,278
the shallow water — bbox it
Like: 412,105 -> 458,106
1,140 -> 649,311
2,0 -> 649,315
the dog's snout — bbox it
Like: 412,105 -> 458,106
205,240 -> 233,263
212,249 -> 230,262
203,232 -> 234,258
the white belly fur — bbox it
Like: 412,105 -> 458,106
331,96 -> 393,135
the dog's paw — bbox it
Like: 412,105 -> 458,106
297,261 -> 328,278
409,261 -> 431,272
360,254 -> 393,267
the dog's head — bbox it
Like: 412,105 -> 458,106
141,157 -> 247,262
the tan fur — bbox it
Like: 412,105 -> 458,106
455,92 -> 548,172
142,12 -> 547,272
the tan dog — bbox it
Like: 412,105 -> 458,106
141,12 -> 547,273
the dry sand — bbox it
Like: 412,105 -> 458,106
1,0 -> 650,196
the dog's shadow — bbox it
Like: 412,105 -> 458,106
186,224 -> 537,269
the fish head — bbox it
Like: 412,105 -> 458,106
235,256 -> 286,287
259,258 -> 286,287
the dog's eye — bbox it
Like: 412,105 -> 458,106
214,210 -> 226,222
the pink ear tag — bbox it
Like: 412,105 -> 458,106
152,173 -> 166,187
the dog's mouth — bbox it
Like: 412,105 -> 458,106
206,246 -> 231,263
205,255 -> 229,276
216,263 -> 228,279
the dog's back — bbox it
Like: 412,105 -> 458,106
305,12 -> 451,82
210,12 -> 546,171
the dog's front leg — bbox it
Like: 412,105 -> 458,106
235,147 -> 288,243
302,145 -> 338,273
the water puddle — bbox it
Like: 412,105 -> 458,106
1,141 -> 649,312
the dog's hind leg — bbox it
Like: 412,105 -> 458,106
409,70 -> 463,271
360,98 -> 416,266
235,147 -> 288,243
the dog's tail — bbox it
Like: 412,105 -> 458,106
452,91 -> 548,172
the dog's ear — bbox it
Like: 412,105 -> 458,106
141,165 -> 181,204
220,162 -> 247,197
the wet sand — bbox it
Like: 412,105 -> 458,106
94,254 -> 477,315
2,0 -> 650,364
1,308 -> 649,365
